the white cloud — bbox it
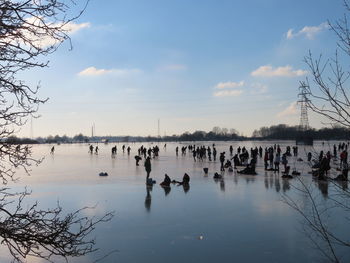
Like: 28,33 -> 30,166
286,22 -> 329,40
251,65 -> 307,77
213,90 -> 243,97
20,17 -> 90,48
78,67 -> 142,77
286,29 -> 294,39
78,67 -> 113,76
63,22 -> 91,34
215,81 -> 244,89
277,102 -> 298,117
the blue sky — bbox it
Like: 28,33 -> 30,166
19,0 -> 345,137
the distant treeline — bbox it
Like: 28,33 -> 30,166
4,125 -> 350,144
252,124 -> 350,140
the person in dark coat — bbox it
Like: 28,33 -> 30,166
160,174 -> 171,187
144,156 -> 151,180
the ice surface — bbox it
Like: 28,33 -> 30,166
1,140 -> 349,263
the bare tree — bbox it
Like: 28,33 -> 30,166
304,0 -> 350,128
283,177 -> 350,263
0,0 -> 89,183
284,2 -> 350,262
0,188 -> 113,262
0,1 -> 115,262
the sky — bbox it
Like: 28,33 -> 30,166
18,0 -> 346,137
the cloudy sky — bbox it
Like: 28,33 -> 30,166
19,0 -> 345,137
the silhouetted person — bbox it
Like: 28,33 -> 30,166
50,146 -> 55,154
135,155 -> 142,166
335,162 -> 348,181
319,150 -> 324,163
182,173 -> 190,185
111,146 -> 117,155
224,160 -> 232,169
213,147 -> 217,161
237,158 -> 257,175
213,172 -> 222,179
307,152 -> 312,162
282,153 -> 288,172
232,154 -> 240,168
264,151 -> 269,170
160,174 -> 171,187
317,156 -> 330,180
89,145 -> 93,154
144,156 -> 151,180
220,152 -> 225,171
174,173 -> 190,185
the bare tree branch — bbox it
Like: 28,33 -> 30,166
0,2 -> 116,263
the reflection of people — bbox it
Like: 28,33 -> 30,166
182,183 -> 190,193
162,185 -> 171,196
145,185 -> 152,212
274,153 -> 280,173
317,180 -> 328,198
275,177 -> 281,193
220,179 -> 225,192
282,178 -> 290,192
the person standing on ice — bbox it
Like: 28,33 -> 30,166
220,152 -> 225,171
144,156 -> 152,180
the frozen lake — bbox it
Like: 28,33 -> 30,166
1,141 -> 349,263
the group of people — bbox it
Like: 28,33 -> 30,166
81,141 -> 350,184
143,143 -> 297,188
88,144 -> 99,154
144,154 -> 191,187
311,143 -> 349,181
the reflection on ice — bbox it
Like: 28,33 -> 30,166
1,140 -> 349,263
145,185 -> 152,212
